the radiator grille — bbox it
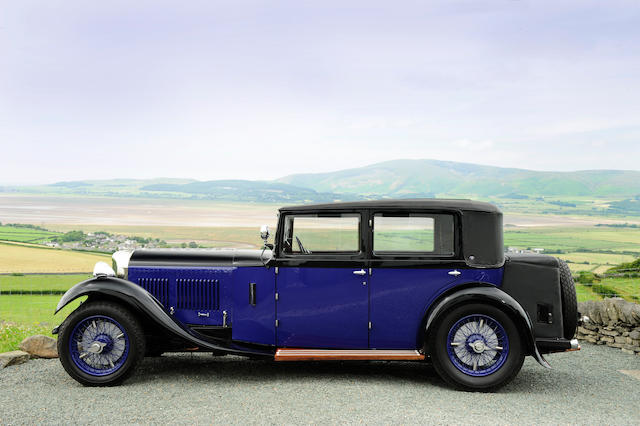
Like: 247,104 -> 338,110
137,277 -> 170,307
177,278 -> 220,310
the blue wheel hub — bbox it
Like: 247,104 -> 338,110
69,315 -> 129,376
446,314 -> 509,377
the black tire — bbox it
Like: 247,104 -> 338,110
429,303 -> 524,391
558,259 -> 578,339
57,301 -> 146,386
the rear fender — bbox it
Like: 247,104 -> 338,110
54,276 -> 272,357
423,286 -> 549,368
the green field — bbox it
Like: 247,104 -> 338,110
487,195 -> 640,219
565,263 -> 597,272
0,295 -> 85,352
0,275 -> 89,352
598,278 -> 640,302
575,284 -> 594,302
592,265 -> 613,274
504,226 -> 640,281
576,278 -> 640,303
0,294 -> 84,325
0,225 -> 60,243
557,252 -> 636,265
503,226 -> 640,254
0,274 -> 89,292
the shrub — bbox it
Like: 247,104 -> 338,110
576,271 -> 599,284
590,284 -> 620,299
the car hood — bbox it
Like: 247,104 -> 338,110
128,248 -> 272,268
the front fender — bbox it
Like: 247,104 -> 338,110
55,276 -> 157,314
424,286 -> 549,368
55,276 -> 272,358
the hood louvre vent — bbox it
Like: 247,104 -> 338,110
137,277 -> 169,307
177,278 -> 220,311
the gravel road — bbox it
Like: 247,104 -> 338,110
1,343 -> 639,425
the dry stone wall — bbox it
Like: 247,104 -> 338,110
576,298 -> 640,356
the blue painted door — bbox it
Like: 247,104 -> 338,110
276,267 -> 369,349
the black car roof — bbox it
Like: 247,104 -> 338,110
279,198 -> 501,214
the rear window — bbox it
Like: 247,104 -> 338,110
373,213 -> 454,255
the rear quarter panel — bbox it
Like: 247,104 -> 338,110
370,267 -> 504,349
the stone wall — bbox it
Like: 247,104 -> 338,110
576,298 -> 640,356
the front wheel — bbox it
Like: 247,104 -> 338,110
57,301 -> 146,386
429,303 -> 524,391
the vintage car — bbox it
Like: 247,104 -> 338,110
53,199 -> 579,390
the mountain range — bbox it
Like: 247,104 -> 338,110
4,159 -> 640,204
278,160 -> 640,198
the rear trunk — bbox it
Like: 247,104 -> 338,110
501,254 -> 566,340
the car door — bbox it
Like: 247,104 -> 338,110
368,211 -> 464,349
275,211 -> 369,349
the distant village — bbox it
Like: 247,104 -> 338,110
44,231 -> 170,253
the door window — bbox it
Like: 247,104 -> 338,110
282,214 -> 360,254
373,213 -> 454,255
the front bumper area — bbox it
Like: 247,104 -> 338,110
536,337 -> 580,354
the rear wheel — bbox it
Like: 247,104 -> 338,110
429,303 -> 524,391
57,301 -> 145,386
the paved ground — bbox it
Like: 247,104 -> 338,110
1,343 -> 639,424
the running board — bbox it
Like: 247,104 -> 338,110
274,349 -> 425,361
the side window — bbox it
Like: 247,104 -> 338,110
282,214 -> 360,254
373,213 -> 455,255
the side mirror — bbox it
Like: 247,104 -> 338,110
260,225 -> 270,241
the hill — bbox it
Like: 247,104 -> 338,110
3,159 -> 640,204
277,159 -> 640,198
141,180 -> 359,203
3,178 -> 197,198
0,177 -> 360,203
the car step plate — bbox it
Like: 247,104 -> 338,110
274,349 -> 425,361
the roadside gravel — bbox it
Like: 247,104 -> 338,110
1,343 -> 639,425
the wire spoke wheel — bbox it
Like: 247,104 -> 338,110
446,314 -> 509,376
58,302 -> 145,386
69,315 -> 130,376
430,303 -> 524,391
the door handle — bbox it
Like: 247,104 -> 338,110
448,270 -> 461,277
353,269 -> 366,276
249,282 -> 256,306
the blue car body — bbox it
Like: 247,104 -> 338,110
54,199 -> 579,389
127,265 -> 504,350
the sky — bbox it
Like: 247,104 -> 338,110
1,0 -> 639,184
